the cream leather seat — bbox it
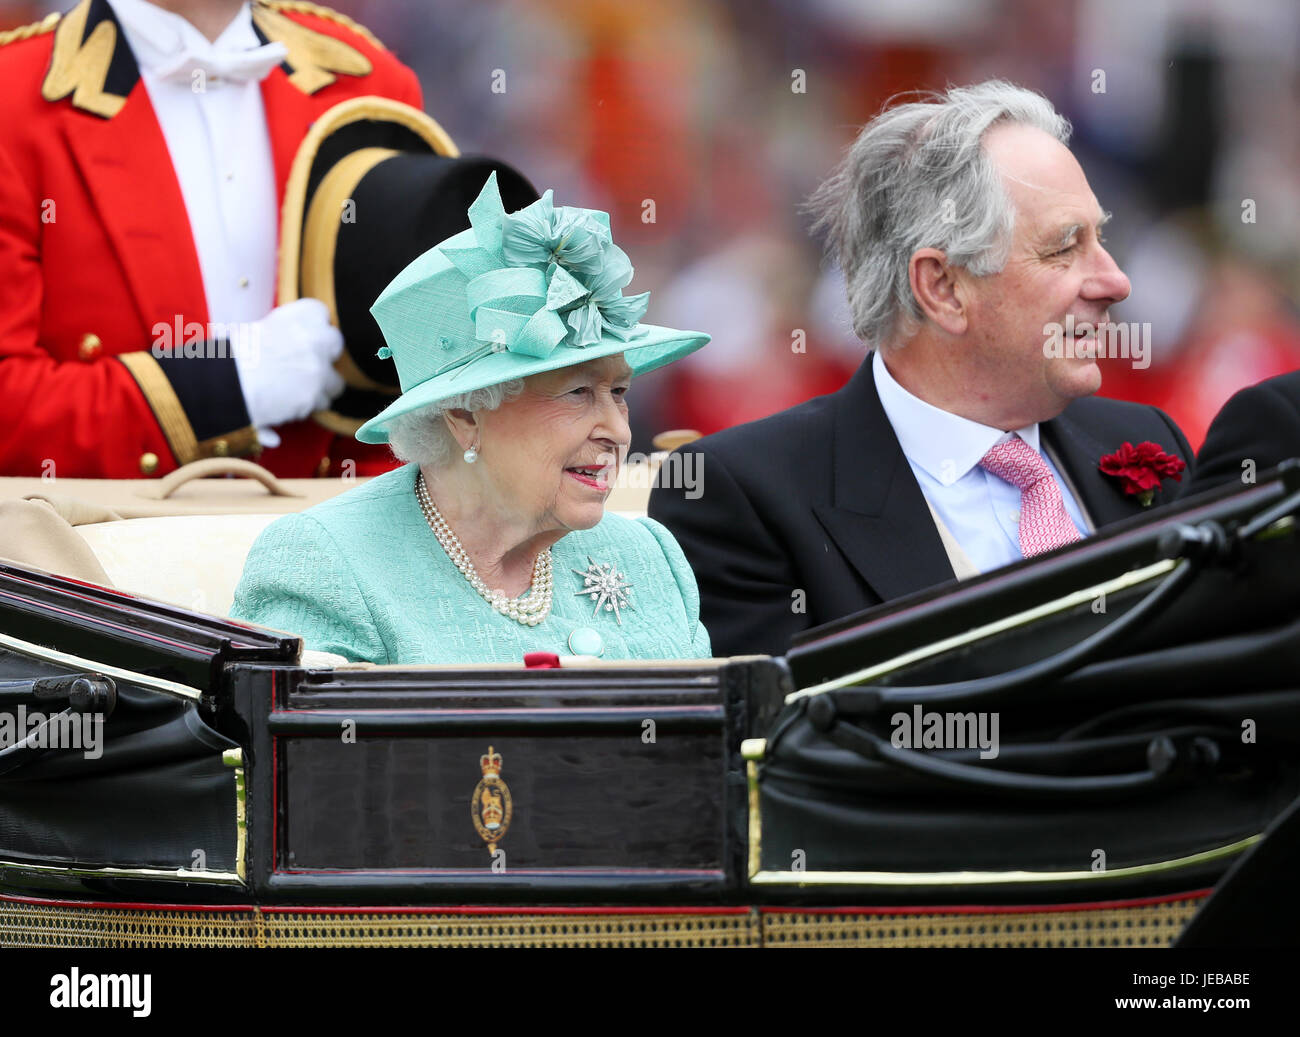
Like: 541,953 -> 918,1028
77,513 -> 282,616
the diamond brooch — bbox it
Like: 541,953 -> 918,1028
572,556 -> 634,625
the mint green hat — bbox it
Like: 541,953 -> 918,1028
356,173 -> 710,444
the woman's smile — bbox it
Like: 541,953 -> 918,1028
565,467 -> 607,491
564,458 -> 618,492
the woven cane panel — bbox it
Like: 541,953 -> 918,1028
762,897 -> 1207,948
0,902 -> 759,948
0,902 -> 259,948
0,898 -> 1205,947
258,911 -> 760,947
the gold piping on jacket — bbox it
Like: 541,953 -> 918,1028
116,352 -> 260,464
41,0 -> 125,119
0,11 -> 59,49
116,351 -> 202,466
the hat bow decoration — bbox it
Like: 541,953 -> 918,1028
426,174 -> 651,379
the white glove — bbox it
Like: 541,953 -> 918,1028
234,299 -> 345,446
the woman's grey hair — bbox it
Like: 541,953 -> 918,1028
387,379 -> 526,468
808,80 -> 1071,350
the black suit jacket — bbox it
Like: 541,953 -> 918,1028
1185,371 -> 1300,496
649,356 -> 1195,658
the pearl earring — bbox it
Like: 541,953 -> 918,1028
463,444 -> 478,464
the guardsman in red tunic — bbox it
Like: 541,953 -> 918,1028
0,0 -> 423,477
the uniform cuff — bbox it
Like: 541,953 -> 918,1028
117,350 -> 258,465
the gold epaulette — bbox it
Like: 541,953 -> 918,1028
0,11 -> 59,49
260,1 -> 386,52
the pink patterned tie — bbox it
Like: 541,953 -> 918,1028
978,437 -> 1083,558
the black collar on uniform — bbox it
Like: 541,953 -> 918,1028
41,0 -> 136,118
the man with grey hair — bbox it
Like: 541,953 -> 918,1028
650,80 -> 1194,658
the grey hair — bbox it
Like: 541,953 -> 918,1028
808,80 -> 1071,349
387,379 -> 526,468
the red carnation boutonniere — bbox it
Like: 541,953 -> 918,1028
1099,441 -> 1187,507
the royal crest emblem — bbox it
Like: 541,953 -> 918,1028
471,745 -> 513,852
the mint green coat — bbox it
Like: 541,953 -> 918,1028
229,465 -> 711,664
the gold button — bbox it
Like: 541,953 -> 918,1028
238,277 -> 249,288
139,452 -> 159,475
316,456 -> 331,477
79,333 -> 102,361
213,438 -> 229,457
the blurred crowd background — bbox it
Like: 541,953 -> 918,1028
6,0 -> 1299,451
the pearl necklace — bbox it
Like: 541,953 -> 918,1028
415,472 -> 553,626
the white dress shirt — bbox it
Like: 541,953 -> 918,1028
110,0 -> 284,327
872,350 -> 1091,573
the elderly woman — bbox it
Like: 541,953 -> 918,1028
230,175 -> 711,663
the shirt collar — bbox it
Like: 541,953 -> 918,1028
872,350 -> 1042,485
110,0 -> 259,73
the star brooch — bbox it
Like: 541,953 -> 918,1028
573,556 -> 635,625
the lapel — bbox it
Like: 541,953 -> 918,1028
260,67 -> 318,217
811,356 -> 957,602
53,0 -> 207,329
1041,406 -> 1147,527
46,0 -> 374,316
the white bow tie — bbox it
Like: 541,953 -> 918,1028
155,40 -> 287,85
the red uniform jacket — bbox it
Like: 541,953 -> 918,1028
0,0 -> 422,477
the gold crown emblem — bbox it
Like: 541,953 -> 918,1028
472,745 -> 511,849
480,787 -> 504,828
